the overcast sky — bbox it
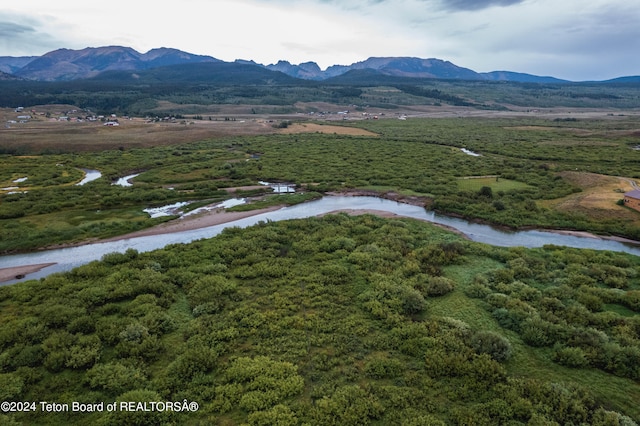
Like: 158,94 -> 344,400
2,0 -> 638,81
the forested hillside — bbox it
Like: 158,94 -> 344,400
2,74 -> 640,115
1,214 -> 639,424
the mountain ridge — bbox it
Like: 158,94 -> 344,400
6,46 -> 220,81
0,45 -> 636,83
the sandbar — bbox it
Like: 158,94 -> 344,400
98,205 -> 284,242
0,263 -> 56,283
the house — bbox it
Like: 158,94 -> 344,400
623,189 -> 640,212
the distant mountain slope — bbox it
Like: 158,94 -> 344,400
0,70 -> 20,81
14,46 -> 219,81
322,69 -> 414,85
0,56 -> 37,74
266,57 -> 482,81
269,58 -> 570,83
266,60 -> 325,80
348,57 -> 480,80
480,71 -> 568,83
603,76 -> 640,83
89,62 -> 300,85
2,45 -> 637,83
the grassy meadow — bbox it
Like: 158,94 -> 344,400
456,177 -> 532,192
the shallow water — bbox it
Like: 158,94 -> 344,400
113,173 -> 141,187
75,169 -> 102,186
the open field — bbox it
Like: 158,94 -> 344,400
539,171 -> 640,223
279,122 -> 378,136
457,176 -> 532,192
1,109 -> 276,153
3,104 -> 640,153
1,106 -> 383,153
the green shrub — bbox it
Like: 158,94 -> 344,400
425,276 -> 455,296
0,373 -> 24,400
464,283 -> 492,299
469,331 -> 513,362
520,317 -> 558,347
86,363 -> 147,395
364,356 -> 404,379
552,345 -> 589,368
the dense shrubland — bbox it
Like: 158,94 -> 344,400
1,214 -> 639,424
1,116 -> 640,252
468,244 -> 640,380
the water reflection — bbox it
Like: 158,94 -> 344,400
461,148 -> 481,157
75,169 -> 102,186
113,173 -> 140,187
259,181 -> 296,193
143,202 -> 190,218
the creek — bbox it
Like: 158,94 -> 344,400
1,196 -> 640,285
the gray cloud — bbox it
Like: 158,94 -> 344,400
438,0 -> 525,11
0,21 -> 36,37
0,14 -> 65,56
481,3 -> 640,79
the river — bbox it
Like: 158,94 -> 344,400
1,196 -> 640,285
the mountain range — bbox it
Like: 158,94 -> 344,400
0,46 -> 638,84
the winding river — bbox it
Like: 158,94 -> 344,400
2,196 -> 640,285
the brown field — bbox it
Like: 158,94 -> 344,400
278,122 -> 378,136
1,116 -> 276,153
0,105 -> 382,152
540,171 -> 640,222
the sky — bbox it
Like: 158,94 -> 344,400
1,0 -> 639,81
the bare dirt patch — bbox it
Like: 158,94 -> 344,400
279,123 -> 378,137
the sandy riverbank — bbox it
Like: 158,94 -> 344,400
548,229 -> 640,245
97,205 -> 284,242
0,263 -> 57,283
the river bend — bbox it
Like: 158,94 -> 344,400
1,196 -> 640,285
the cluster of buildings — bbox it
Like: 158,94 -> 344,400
7,108 -> 122,126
